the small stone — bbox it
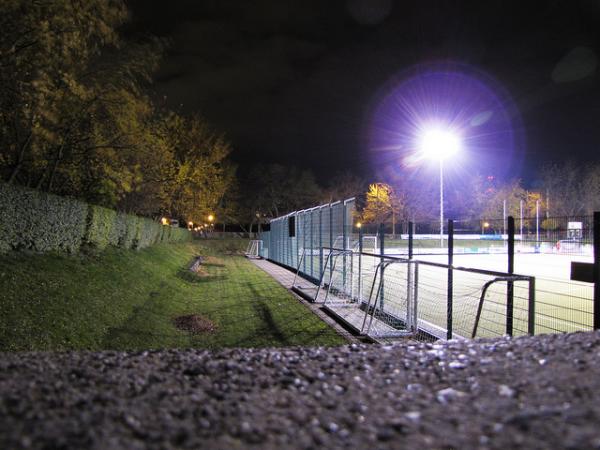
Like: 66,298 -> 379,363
436,387 -> 466,404
405,411 -> 421,422
498,385 -> 515,398
448,361 -> 466,369
241,421 -> 252,433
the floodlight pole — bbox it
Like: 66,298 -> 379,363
439,159 -> 444,247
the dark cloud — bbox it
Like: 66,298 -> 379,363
128,0 -> 600,183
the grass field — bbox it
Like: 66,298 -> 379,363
0,239 -> 345,352
331,251 -> 594,339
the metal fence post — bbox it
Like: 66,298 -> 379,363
379,223 -> 385,311
447,219 -> 454,340
342,201 -> 348,288
329,204 -> 334,282
594,211 -> 600,330
270,227 -> 273,261
507,216 -> 515,336
303,213 -> 307,275
310,211 -> 314,278
407,221 -> 414,330
319,207 -> 323,281
536,200 -> 540,250
358,225 -> 363,303
528,277 -> 536,335
408,221 -> 414,259
295,213 -> 299,270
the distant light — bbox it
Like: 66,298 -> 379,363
419,127 -> 461,160
161,217 -> 169,226
356,222 -> 362,229
483,222 -> 490,228
208,214 -> 214,222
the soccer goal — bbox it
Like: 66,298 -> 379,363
244,240 -> 262,259
353,235 -> 378,253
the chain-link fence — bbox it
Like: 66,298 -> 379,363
258,205 -> 597,342
258,198 -> 355,282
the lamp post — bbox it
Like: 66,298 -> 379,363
482,221 -> 490,234
419,127 -> 461,247
207,214 -> 215,233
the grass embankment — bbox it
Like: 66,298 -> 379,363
0,239 -> 345,351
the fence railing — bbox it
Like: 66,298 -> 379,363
313,246 -> 535,341
260,207 -> 599,341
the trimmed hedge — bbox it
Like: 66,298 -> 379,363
115,212 -> 137,249
0,183 -> 88,253
137,217 -> 163,249
0,182 -> 191,254
85,205 -> 118,250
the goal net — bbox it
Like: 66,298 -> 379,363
244,240 -> 262,259
352,235 -> 378,253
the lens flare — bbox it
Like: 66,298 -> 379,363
367,62 -> 524,179
419,127 -> 461,160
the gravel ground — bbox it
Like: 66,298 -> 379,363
2,332 -> 600,449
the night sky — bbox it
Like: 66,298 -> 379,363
127,0 -> 600,184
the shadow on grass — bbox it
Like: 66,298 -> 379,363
247,283 -> 289,346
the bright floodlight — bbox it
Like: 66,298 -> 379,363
419,128 -> 461,160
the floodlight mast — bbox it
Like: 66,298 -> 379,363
439,158 -> 444,247
419,127 -> 461,247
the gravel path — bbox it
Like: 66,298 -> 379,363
2,332 -> 600,449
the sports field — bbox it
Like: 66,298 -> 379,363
316,246 -> 593,340
362,249 -> 593,339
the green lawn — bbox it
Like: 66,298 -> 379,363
383,238 -> 507,251
0,239 -> 345,351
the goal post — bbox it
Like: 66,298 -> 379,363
353,234 -> 378,254
244,240 -> 262,259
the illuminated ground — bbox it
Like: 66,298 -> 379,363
2,332 -> 600,449
316,250 -> 592,340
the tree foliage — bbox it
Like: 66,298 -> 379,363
0,0 -> 234,223
360,183 -> 403,225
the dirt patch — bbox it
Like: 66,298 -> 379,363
189,256 -> 225,275
189,265 -> 211,277
173,314 -> 217,334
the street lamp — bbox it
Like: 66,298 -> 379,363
418,127 -> 461,247
482,221 -> 490,234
